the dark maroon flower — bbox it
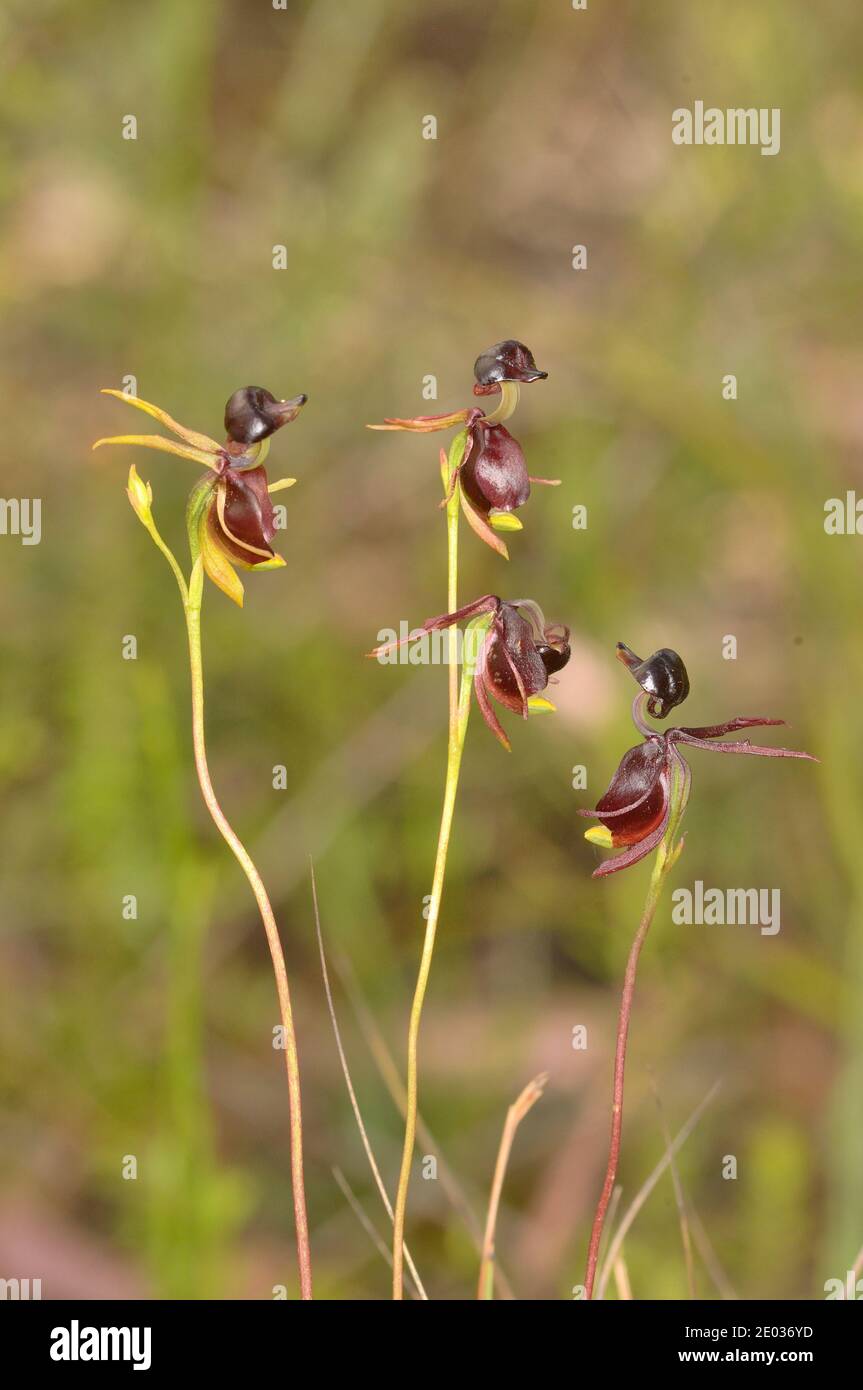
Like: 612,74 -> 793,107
459,417 -> 530,516
367,340 -> 557,554
224,387 -> 308,446
94,384 -> 307,606
472,339 -> 548,394
204,464 -> 277,564
581,647 -> 816,876
370,595 -> 570,750
195,386 -> 308,602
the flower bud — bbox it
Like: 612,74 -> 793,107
126,465 -> 153,524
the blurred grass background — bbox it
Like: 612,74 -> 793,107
0,0 -> 861,1299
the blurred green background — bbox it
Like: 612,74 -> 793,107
1,0 -> 861,1300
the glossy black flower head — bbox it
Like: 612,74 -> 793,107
473,340 -> 548,393
224,387 -> 308,447
367,340 -> 557,555
616,643 -> 690,719
580,653 -> 816,877
369,595 -> 570,751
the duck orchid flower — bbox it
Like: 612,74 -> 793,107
370,594 -> 570,750
581,644 -> 816,877
368,340 -> 559,557
93,386 -> 306,606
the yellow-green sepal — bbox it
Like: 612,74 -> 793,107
186,475 -> 217,564
93,433 -> 221,470
198,514 -> 245,607
99,388 -> 221,453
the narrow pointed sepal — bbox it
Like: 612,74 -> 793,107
367,409 -> 471,433
99,389 -> 221,453
93,434 -> 221,470
198,513 -> 245,607
198,528 -> 241,606
460,488 -> 509,558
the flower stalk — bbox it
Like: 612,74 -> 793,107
97,387 -> 313,1297
183,566 -> 312,1298
370,349 -> 566,1296
583,758 -> 688,1300
581,643 -> 814,1297
390,439 -> 477,1300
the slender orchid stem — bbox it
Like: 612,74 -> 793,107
311,861 -> 427,1299
595,1081 -> 721,1301
583,763 -> 688,1300
184,567 -> 313,1299
446,440 -> 461,738
391,435 -> 471,1299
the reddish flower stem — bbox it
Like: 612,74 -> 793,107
583,877 -> 663,1299
583,767 -> 687,1300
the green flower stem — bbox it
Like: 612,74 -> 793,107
137,496 -> 313,1299
446,438 -> 461,738
183,571 -> 312,1300
391,436 -> 470,1299
583,760 -> 688,1301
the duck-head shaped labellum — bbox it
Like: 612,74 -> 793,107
616,643 -> 690,718
537,624 -> 572,675
225,387 -> 309,447
473,340 -> 548,394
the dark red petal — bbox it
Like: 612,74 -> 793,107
474,633 -> 512,749
211,469 -> 276,565
460,421 -> 530,515
484,603 -> 548,714
675,717 -> 785,739
224,465 -> 276,545
591,800 -> 671,877
589,741 -> 669,845
366,596 -> 500,659
673,729 -> 816,760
